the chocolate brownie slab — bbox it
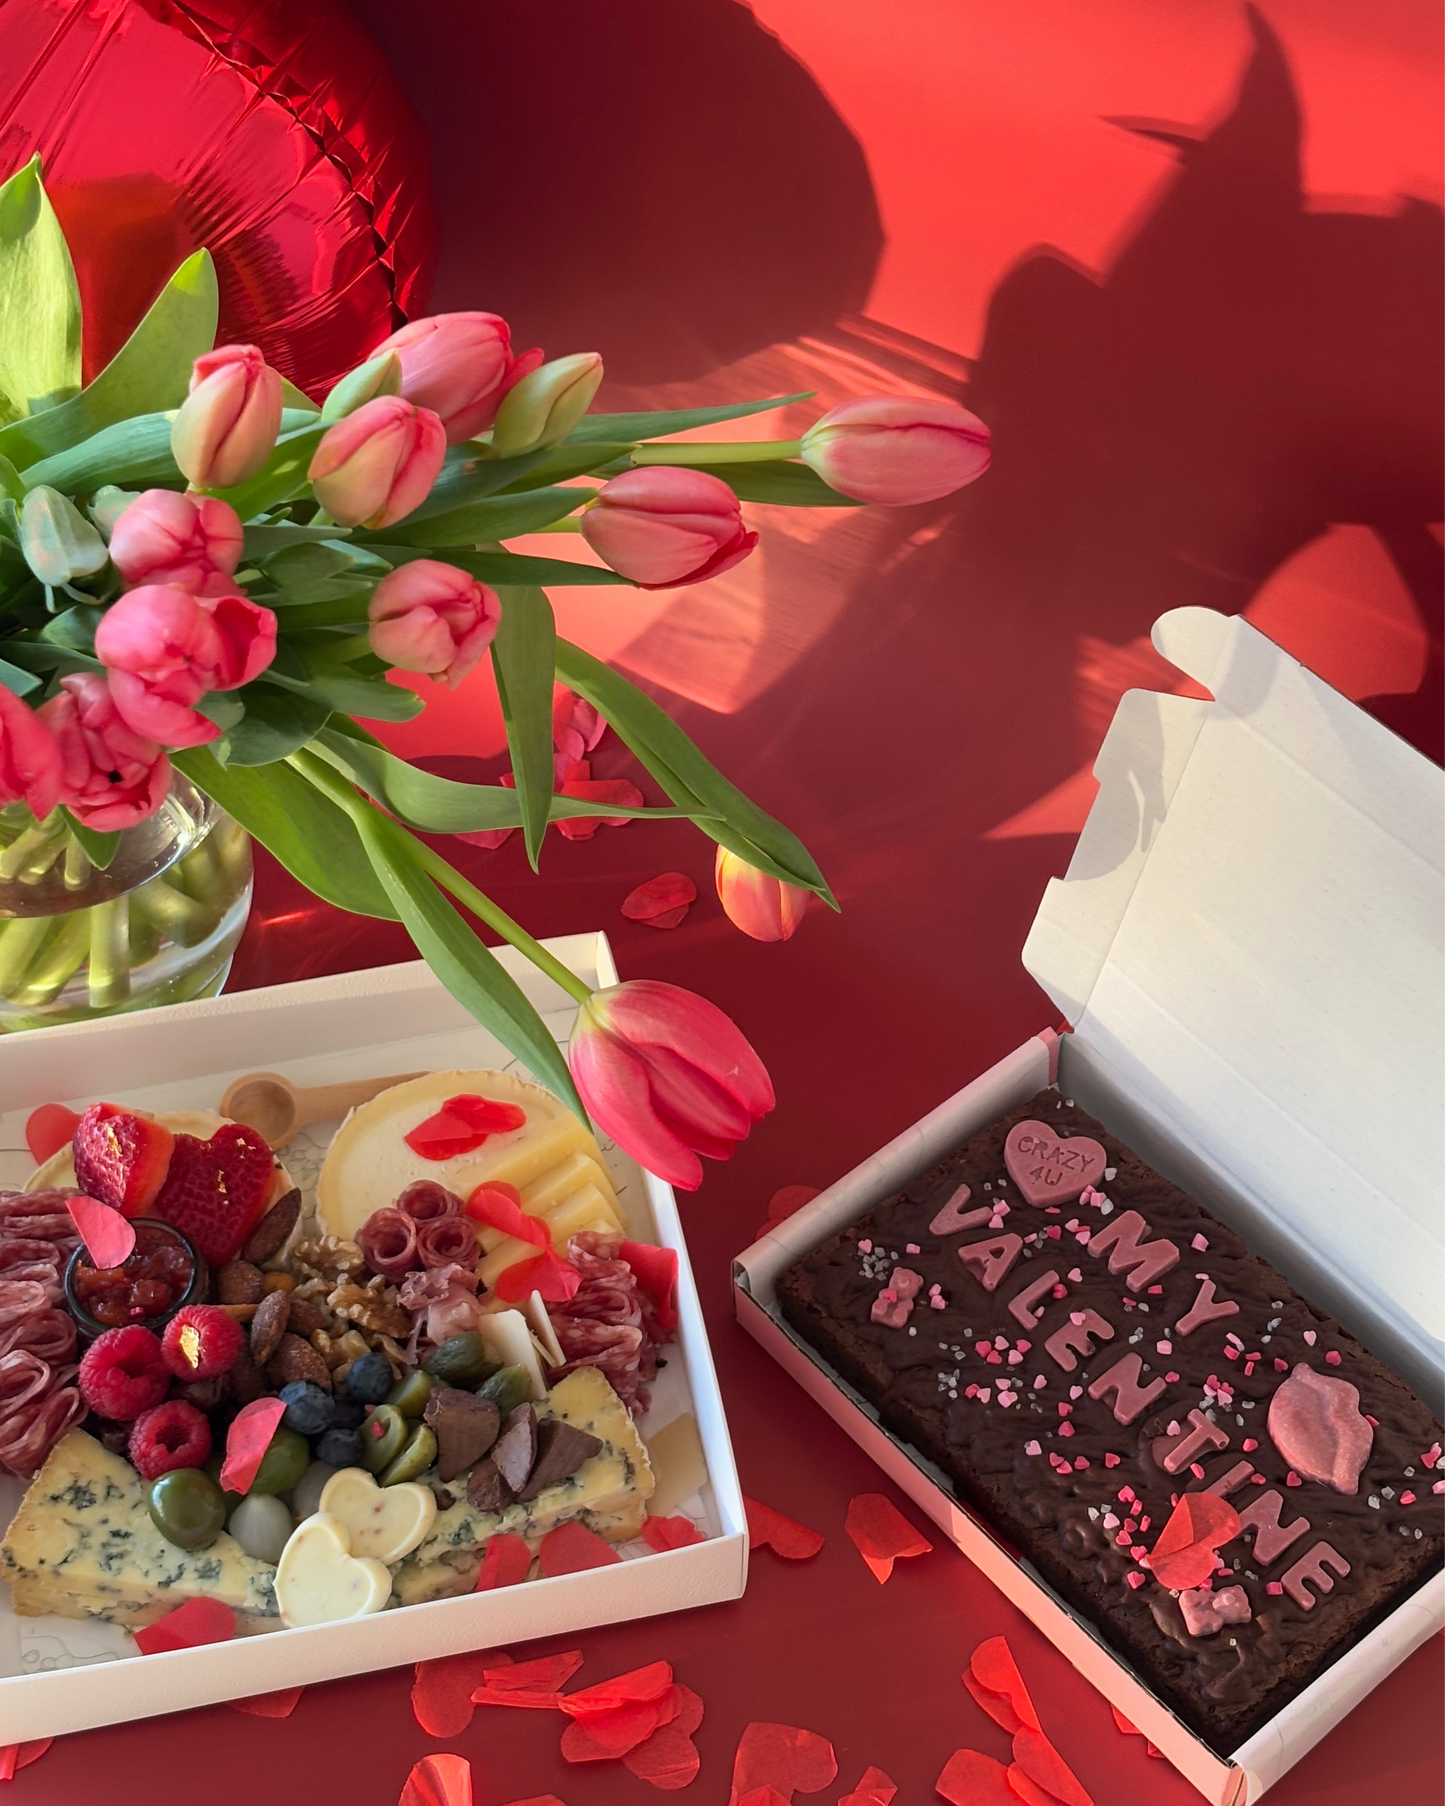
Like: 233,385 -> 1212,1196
777,1090 -> 1443,1752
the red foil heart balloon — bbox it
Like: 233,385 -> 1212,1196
1004,1121 -> 1107,1206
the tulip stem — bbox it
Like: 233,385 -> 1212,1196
630,439 -> 804,466
531,518 -> 582,534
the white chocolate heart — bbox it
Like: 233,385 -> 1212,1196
318,1467 -> 437,1565
274,1511 -> 392,1628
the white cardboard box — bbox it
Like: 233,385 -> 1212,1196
734,607 -> 1444,1805
0,932 -> 747,1742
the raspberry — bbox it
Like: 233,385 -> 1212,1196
78,1326 -> 169,1422
128,1400 -> 212,1481
161,1305 -> 244,1381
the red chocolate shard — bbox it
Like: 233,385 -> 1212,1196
399,1753 -> 473,1806
844,1492 -> 933,1583
1010,1728 -> 1093,1806
132,1596 -> 235,1655
518,1417 -> 604,1500
934,1749 -> 1017,1806
229,1687 -> 305,1719
425,1388 -> 501,1483
743,1494 -> 824,1559
1267,1361 -> 1373,1494
490,1402 -> 538,1493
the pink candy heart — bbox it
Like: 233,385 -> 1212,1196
1004,1122 -> 1107,1206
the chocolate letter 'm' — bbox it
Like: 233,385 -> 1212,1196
1152,1408 -> 1230,1474
1234,1489 -> 1310,1565
1282,1541 -> 1350,1610
1174,1275 -> 1239,1338
956,1233 -> 1023,1294
1007,1268 -> 1060,1330
1087,1209 -> 1180,1292
1043,1309 -> 1114,1373
1087,1354 -> 1166,1425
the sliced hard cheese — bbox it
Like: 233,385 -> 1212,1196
521,1149 -> 620,1220
477,1308 -> 548,1400
0,1431 -> 279,1629
644,1413 -> 709,1518
392,1366 -> 652,1605
316,1069 -> 611,1244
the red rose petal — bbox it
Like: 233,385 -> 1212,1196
620,1241 -> 679,1333
413,1651 -> 508,1736
642,1515 -> 704,1552
756,1185 -> 821,1239
844,1493 -> 933,1583
132,1597 -> 235,1655
219,1396 -> 288,1496
1147,1492 -> 1242,1592
730,1722 -> 837,1802
934,1750 -> 1018,1806
622,873 -> 698,928
399,1753 -> 473,1806
25,1103 -> 78,1165
965,1635 -> 1040,1734
0,1740 -> 53,1783
837,1768 -> 897,1806
229,1687 -> 305,1719
539,1520 -> 622,1576
66,1195 -> 137,1270
624,1723 -> 703,1791
743,1495 -> 824,1560
476,1533 -> 533,1591
1010,1728 -> 1093,1806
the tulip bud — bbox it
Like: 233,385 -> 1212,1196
489,353 -> 603,458
372,312 -> 543,444
567,978 -> 775,1190
170,344 -> 284,490
321,350 -> 403,423
715,846 -> 810,942
307,395 -> 447,530
90,486 -> 139,539
0,683 -> 62,822
578,467 -> 757,589
108,489 -> 244,598
799,395 -> 991,505
367,558 -> 502,687
19,486 -> 109,587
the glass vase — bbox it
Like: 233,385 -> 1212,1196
0,776 -> 251,1031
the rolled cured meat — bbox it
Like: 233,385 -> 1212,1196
356,1207 -> 419,1279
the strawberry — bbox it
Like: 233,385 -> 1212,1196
150,1124 -> 277,1267
72,1104 -> 175,1216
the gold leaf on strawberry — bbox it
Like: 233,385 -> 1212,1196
150,1125 -> 279,1268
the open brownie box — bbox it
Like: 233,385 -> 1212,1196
734,607 -> 1444,1804
0,932 -> 746,1742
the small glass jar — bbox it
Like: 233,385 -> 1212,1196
0,774 -> 251,1031
64,1220 -> 205,1340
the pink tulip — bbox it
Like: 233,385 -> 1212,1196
579,468 -> 757,589
170,345 -> 283,490
203,592 -> 279,689
308,396 -> 447,529
799,395 -> 991,504
372,312 -> 544,444
108,490 -> 244,598
39,674 -> 170,831
568,979 -> 775,1190
366,559 -> 501,687
0,684 -> 61,821
94,585 -> 275,747
715,846 -> 810,942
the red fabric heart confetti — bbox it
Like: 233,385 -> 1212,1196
736,1790 -> 792,1806
844,1493 -> 933,1582
406,1095 -> 527,1160
642,1514 -> 704,1552
744,1495 -> 824,1560
132,1596 -> 235,1655
935,1750 -> 1018,1806
476,1533 -> 533,1590
229,1687 -> 305,1719
838,1766 -> 897,1805
962,1635 -> 1040,1734
539,1520 -> 622,1576
561,1700 -> 667,1761
66,1194 -> 136,1269
1109,1705 -> 1163,1758
24,1103 -> 77,1165
1147,1491 -> 1242,1592
624,1724 -> 703,1791
219,1395 -> 288,1496
729,1721 -> 837,1802
561,1660 -> 673,1717
755,1185 -> 821,1240
0,1740 -> 53,1782
413,1651 -> 510,1735
487,1651 -> 583,1694
622,872 -> 698,930
620,1240 -> 679,1332
400,1753 -> 473,1806
501,1797 -> 570,1806
1010,1728 -> 1093,1806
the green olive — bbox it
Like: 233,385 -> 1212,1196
380,1423 -> 437,1487
202,1451 -> 243,1519
422,1332 -> 498,1388
248,1427 -> 311,1497
147,1468 -> 227,1550
477,1363 -> 532,1418
362,1403 -> 408,1474
386,1368 -> 435,1418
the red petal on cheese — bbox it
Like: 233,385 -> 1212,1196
965,1635 -> 1040,1733
642,1514 -> 704,1552
0,1740 -> 53,1782
26,1103 -> 78,1164
219,1396 -> 288,1496
464,1185 -> 549,1248
538,1520 -> 622,1576
67,1194 -> 137,1269
399,1753 -> 473,1806
229,1687 -> 305,1719
446,1095 -> 527,1134
406,1095 -> 527,1160
493,1245 -> 581,1304
620,1240 -> 679,1333
413,1651 -> 507,1735
475,1533 -> 532,1590
837,1767 -> 897,1806
1010,1728 -> 1094,1806
132,1596 -> 235,1655
730,1722 -> 837,1802
624,1724 -> 703,1790
487,1651 -> 583,1694
743,1495 -> 824,1560
933,1749 -> 1018,1806
844,1492 -> 933,1583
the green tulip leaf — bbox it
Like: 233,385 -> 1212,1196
391,442 -> 634,527
0,656 -> 40,697
214,685 -> 329,766
568,393 -> 814,445
261,663 -> 425,723
37,604 -> 101,653
21,413 -> 179,493
490,585 -> 556,869
379,485 -> 584,548
279,375 -> 320,414
0,159 -> 81,428
59,811 -> 120,870
675,459 -> 856,507
243,522 -> 354,557
207,423 -> 326,521
367,545 -> 628,587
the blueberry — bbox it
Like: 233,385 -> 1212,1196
330,1395 -> 366,1432
279,1380 -> 335,1439
344,1352 -> 393,1407
315,1427 -> 365,1468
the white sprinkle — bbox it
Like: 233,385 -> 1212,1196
1104,1167 -> 1116,1180
1368,1495 -> 1380,1508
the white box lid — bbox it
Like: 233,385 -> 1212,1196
1023,606 -> 1443,1397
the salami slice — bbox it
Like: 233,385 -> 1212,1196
356,1207 -> 419,1279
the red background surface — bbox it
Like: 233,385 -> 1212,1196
12,2 -> 1443,1802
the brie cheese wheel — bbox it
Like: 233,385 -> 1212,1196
274,1512 -> 392,1627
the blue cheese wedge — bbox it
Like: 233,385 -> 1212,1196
391,1366 -> 652,1605
0,1431 -> 279,1630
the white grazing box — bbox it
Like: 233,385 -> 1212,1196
0,932 -> 745,1742
734,608 -> 1444,1805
